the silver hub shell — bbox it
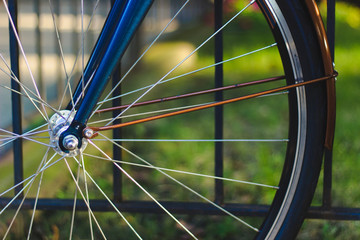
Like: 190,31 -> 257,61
49,110 -> 87,157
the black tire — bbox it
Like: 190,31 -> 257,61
256,0 -> 327,239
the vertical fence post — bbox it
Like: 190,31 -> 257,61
327,0 -> 335,61
322,0 -> 336,210
214,0 -> 224,204
9,0 -> 24,196
111,0 -> 123,202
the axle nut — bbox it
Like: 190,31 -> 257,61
63,135 -> 79,150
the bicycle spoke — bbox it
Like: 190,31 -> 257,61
69,156 -> 142,240
2,148 -> 51,239
88,74 -> 333,132
69,164 -> 79,240
98,43 -> 278,106
57,0 -> 100,110
63,158 -> 107,239
89,102 -> 214,126
80,0 -> 85,100
0,128 -> 53,148
91,138 -> 288,143
97,73 -> 283,114
48,0 -> 69,82
89,140 -> 197,239
26,149 -> 50,240
0,152 -> 56,205
92,0 -> 191,116
2,0 -> 50,122
47,0 -> 72,110
104,0 -> 256,127
0,153 -> 63,199
78,153 -> 94,240
0,59 -> 56,110
83,152 -> 279,189
58,70 -> 97,127
0,127 -> 48,141
0,83 -> 43,108
0,126 -> 51,148
0,55 -> 56,120
17,136 -> 50,139
90,91 -> 287,128
66,70 -> 96,123
93,134 -> 259,232
3,177 -> 38,239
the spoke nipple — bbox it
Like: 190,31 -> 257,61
83,128 -> 95,139
63,135 -> 78,150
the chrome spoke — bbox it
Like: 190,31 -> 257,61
72,156 -> 143,240
83,152 -> 279,189
67,71 -> 96,122
0,83 -> 43,107
80,0 -> 85,99
78,153 -> 94,239
0,127 -> 49,141
48,0 -> 70,82
0,128 -> 53,148
26,149 -> 50,240
1,148 -> 51,239
0,154 -> 63,199
58,0 -> 100,109
89,140 -> 197,239
104,0 -> 256,127
89,102 -> 214,125
91,138 -> 288,143
99,43 -> 277,105
0,55 -> 55,120
2,0 -> 50,122
97,133 -> 259,232
69,164 -> 81,240
92,0 -> 191,116
63,158 -> 107,239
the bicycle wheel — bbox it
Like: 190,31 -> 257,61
0,0 -> 330,239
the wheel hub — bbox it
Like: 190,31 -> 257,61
49,110 -> 87,157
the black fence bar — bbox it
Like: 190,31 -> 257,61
2,197 -> 360,221
327,0 -> 336,60
111,0 -> 123,203
0,198 -> 269,216
9,0 -> 24,196
322,0 -> 336,210
323,149 -> 333,209
214,0 -> 224,205
307,206 -> 360,221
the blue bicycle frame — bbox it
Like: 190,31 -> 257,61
68,0 -> 154,126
